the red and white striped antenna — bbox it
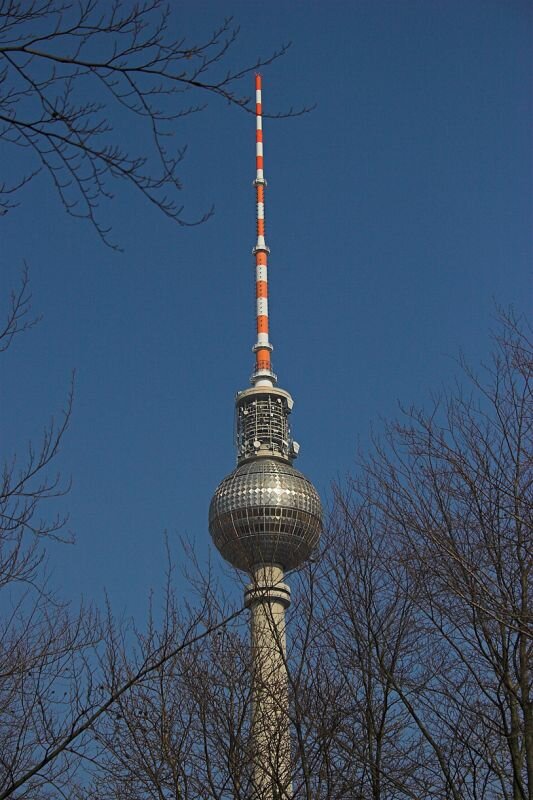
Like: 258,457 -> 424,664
251,74 -> 276,387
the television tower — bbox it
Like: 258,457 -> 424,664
209,76 -> 322,799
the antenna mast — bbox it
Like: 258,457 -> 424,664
252,74 -> 276,387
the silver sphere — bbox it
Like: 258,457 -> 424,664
209,458 -> 322,572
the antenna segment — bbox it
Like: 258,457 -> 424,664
252,74 -> 276,387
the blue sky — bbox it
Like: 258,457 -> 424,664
2,0 -> 531,619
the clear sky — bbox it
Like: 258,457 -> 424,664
3,0 -> 531,619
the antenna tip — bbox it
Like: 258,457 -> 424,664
255,74 -> 262,90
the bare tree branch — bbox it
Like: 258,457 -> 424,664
0,1 -> 310,247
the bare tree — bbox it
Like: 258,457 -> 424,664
0,267 -> 71,587
0,270 -> 247,798
36,313 -> 529,800
0,1 -> 301,246
77,561 -> 252,800
0,269 -> 97,800
294,509 -> 429,800
0,546 -> 246,799
323,311 -> 532,799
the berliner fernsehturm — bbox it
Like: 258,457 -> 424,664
209,75 -> 322,800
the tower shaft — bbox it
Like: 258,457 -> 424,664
245,566 -> 292,799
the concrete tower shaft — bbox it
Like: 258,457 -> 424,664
245,566 -> 292,799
